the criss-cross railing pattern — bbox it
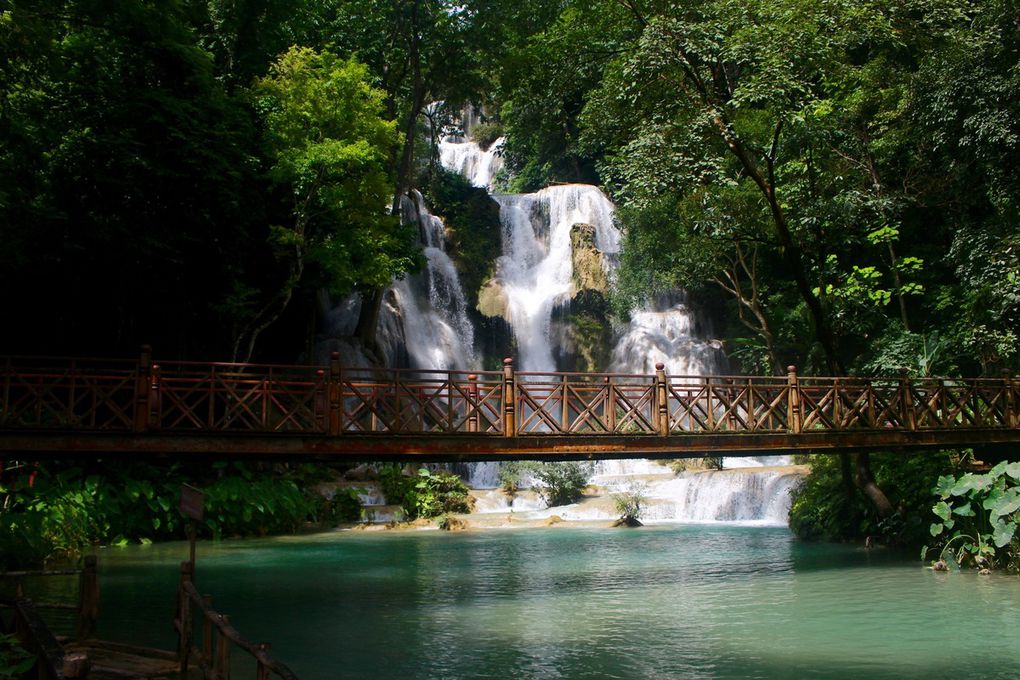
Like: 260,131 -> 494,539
2,352 -> 1018,440
1,356 -> 138,430
514,372 -> 658,434
152,361 -> 327,432
666,377 -> 791,433
338,367 -> 504,434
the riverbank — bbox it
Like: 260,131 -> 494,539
337,463 -> 809,533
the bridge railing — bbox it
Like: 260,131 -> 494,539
1,355 -> 139,431
176,561 -> 299,680
2,351 -> 1018,437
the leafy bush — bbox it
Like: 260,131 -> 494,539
378,466 -> 471,520
924,461 -> 1020,572
789,451 -> 960,545
0,633 -> 34,679
612,483 -> 647,524
470,121 -> 503,151
668,457 -> 723,474
324,487 -> 365,524
531,462 -> 594,508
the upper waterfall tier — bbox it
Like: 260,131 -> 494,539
439,136 -> 505,190
492,184 -> 620,372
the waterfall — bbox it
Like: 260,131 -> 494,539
349,112 -> 802,525
492,185 -> 619,371
394,192 -> 478,370
439,137 -> 505,190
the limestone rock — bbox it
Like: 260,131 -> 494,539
570,223 -> 609,296
477,277 -> 510,320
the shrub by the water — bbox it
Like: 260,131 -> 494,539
789,451 -> 960,545
612,483 -> 647,525
532,462 -> 594,507
378,465 -> 471,520
924,461 -> 1020,573
470,122 -> 503,151
0,461 -> 334,567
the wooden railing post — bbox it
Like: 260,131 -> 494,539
561,374 -> 570,432
655,363 -> 669,436
216,614 -> 232,680
256,643 -> 271,680
900,370 -> 917,431
467,375 -> 479,433
502,358 -> 516,437
786,366 -> 802,434
177,561 -> 193,678
605,376 -> 616,432
75,555 -> 99,640
202,596 -> 214,663
1004,371 -> 1018,429
705,377 -> 715,431
328,352 -> 342,436
134,345 -> 152,432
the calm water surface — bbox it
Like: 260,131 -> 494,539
93,525 -> 1020,679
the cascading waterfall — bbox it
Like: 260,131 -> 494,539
439,136 -> 504,190
491,185 -> 619,371
328,118 -> 803,524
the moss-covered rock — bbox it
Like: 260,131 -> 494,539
477,277 -> 510,321
570,223 -> 609,296
425,169 -> 502,311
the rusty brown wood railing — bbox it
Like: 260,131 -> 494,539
1,556 -> 99,679
3,351 -> 1019,439
176,561 -> 299,680
0,556 -> 100,641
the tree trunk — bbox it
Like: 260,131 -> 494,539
354,288 -> 385,358
854,451 -> 894,516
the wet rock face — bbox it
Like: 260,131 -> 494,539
477,277 -> 510,321
570,222 -> 609,296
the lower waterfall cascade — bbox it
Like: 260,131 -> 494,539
323,125 -> 803,525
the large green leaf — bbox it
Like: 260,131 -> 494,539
933,500 -> 953,521
952,503 -> 975,517
990,488 -> 1020,519
1004,463 -> 1020,481
992,520 -> 1017,549
934,474 -> 957,498
950,473 -> 993,497
930,522 -> 944,537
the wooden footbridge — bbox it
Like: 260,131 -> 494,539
3,348 -> 1020,461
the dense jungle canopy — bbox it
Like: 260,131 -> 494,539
1,0 -> 1018,379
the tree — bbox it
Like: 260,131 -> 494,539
239,47 -> 418,361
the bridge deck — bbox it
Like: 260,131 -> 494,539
3,352 -> 1019,459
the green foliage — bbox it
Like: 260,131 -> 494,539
471,122 -> 504,151
789,452 -> 960,545
668,458 -> 723,474
530,462 -> 594,508
498,461 -> 528,498
0,633 -> 34,680
378,466 -> 471,520
324,487 -> 366,524
425,168 -> 503,307
0,462 -> 331,567
201,466 -> 316,539
924,461 -> 1020,572
612,483 -> 647,523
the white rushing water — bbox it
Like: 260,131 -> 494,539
439,136 -> 505,190
337,112 -> 801,524
492,185 -> 619,371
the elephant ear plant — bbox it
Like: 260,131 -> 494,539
923,462 -> 1020,573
